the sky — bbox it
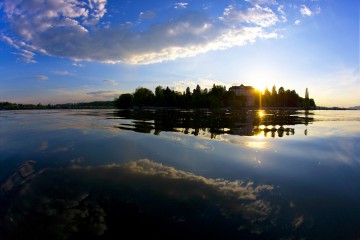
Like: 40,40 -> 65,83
0,0 -> 359,107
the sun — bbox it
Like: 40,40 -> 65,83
251,81 -> 269,94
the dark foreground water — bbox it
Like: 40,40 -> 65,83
0,109 -> 360,239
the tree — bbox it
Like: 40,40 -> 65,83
304,88 -> 310,109
271,85 -> 277,96
208,84 -> 226,108
114,93 -> 133,108
271,85 -> 278,106
263,87 -> 271,107
163,87 -> 177,106
192,84 -> 203,108
185,87 -> 191,97
133,87 -> 155,107
183,86 -> 192,107
286,90 -> 299,107
309,98 -> 316,107
278,87 -> 285,107
114,83 -> 315,109
155,86 -> 164,106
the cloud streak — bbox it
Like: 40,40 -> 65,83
102,79 -> 118,85
86,90 -> 122,99
1,0 -> 316,64
34,75 -> 49,81
52,71 -> 70,75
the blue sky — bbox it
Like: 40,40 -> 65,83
0,0 -> 358,107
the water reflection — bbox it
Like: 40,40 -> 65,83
1,159 -> 311,239
113,109 -> 313,138
1,110 -> 360,239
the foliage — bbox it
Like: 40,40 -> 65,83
115,84 -> 316,108
114,84 -> 316,109
262,85 -> 316,108
114,93 -> 133,109
0,84 -> 316,111
133,87 -> 155,107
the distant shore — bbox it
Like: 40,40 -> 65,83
1,101 -> 356,111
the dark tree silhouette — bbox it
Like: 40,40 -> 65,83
133,87 -> 155,107
114,84 -> 316,109
114,93 -> 133,109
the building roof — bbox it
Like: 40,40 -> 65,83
229,84 -> 254,90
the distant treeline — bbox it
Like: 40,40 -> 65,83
262,86 -> 316,108
0,101 -> 114,110
1,84 -> 317,110
115,84 -> 316,109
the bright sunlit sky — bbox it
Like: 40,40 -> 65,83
0,0 -> 359,107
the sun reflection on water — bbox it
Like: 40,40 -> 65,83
245,141 -> 267,149
258,110 -> 265,118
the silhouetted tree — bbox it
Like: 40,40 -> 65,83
304,87 -> 310,109
114,93 -> 133,108
263,87 -> 271,107
278,87 -> 285,107
271,85 -> 278,106
183,86 -> 192,107
114,83 -> 315,109
208,84 -> 226,108
133,87 -> 155,107
192,84 -> 204,108
155,86 -> 164,106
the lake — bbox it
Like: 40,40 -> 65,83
1,109 -> 360,239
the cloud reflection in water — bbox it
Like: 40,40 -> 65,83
0,159 -> 285,239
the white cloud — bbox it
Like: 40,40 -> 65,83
174,2 -> 188,9
300,5 -> 312,17
16,49 -> 36,63
102,79 -> 118,86
2,0 -> 306,65
2,35 -> 37,62
277,5 -> 287,22
84,0 -> 107,25
221,5 -> 279,28
86,90 -> 122,99
72,62 -> 84,67
34,75 -> 49,81
52,71 -> 70,75
295,20 -> 301,25
2,35 -> 18,49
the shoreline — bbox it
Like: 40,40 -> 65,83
0,106 -> 354,111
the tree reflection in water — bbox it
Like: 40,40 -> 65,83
113,109 -> 314,138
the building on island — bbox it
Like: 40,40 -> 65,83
229,84 -> 255,107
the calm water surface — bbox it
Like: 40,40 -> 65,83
0,109 -> 359,239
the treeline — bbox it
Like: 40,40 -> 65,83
0,101 -> 114,110
262,86 -> 316,108
115,85 -> 235,109
115,84 -> 316,109
1,84 -> 316,110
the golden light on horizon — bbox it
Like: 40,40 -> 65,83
258,110 -> 265,118
251,83 -> 266,94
